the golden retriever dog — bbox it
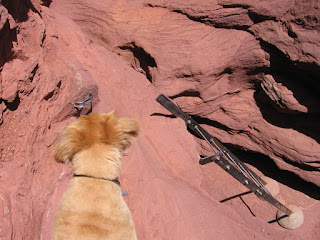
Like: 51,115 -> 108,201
52,111 -> 139,240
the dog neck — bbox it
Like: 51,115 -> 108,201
73,174 -> 120,186
72,145 -> 122,180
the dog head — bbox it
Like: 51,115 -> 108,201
54,111 -> 140,163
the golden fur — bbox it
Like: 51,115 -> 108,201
52,112 -> 139,240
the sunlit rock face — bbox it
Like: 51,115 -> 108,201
0,0 -> 319,239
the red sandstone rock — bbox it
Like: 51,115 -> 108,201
0,0 -> 319,240
50,0 -> 319,186
1,57 -> 38,102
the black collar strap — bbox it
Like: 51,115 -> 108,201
74,174 -> 120,186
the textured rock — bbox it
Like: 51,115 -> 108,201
1,57 -> 38,102
0,0 -> 319,240
51,0 -> 319,186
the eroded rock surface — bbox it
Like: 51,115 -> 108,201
50,0 -> 320,187
0,0 -> 319,239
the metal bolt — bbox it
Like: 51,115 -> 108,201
72,91 -> 93,109
226,165 -> 230,171
244,180 -> 249,185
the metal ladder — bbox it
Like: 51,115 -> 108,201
156,94 -> 292,217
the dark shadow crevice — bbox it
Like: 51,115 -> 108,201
252,39 -> 320,143
170,90 -> 201,99
4,93 -> 20,111
259,40 -> 320,108
0,18 -> 17,68
226,144 -> 320,200
118,42 -> 157,83
41,0 -> 52,7
1,0 -> 36,22
254,88 -> 320,143
247,10 -> 276,24
0,0 -> 43,67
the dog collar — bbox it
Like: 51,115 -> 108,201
73,174 -> 120,186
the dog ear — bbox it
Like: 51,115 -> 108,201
117,117 -> 140,139
105,111 -> 140,140
116,117 -> 140,151
54,127 -> 82,163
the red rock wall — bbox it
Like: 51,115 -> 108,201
0,0 -> 319,239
